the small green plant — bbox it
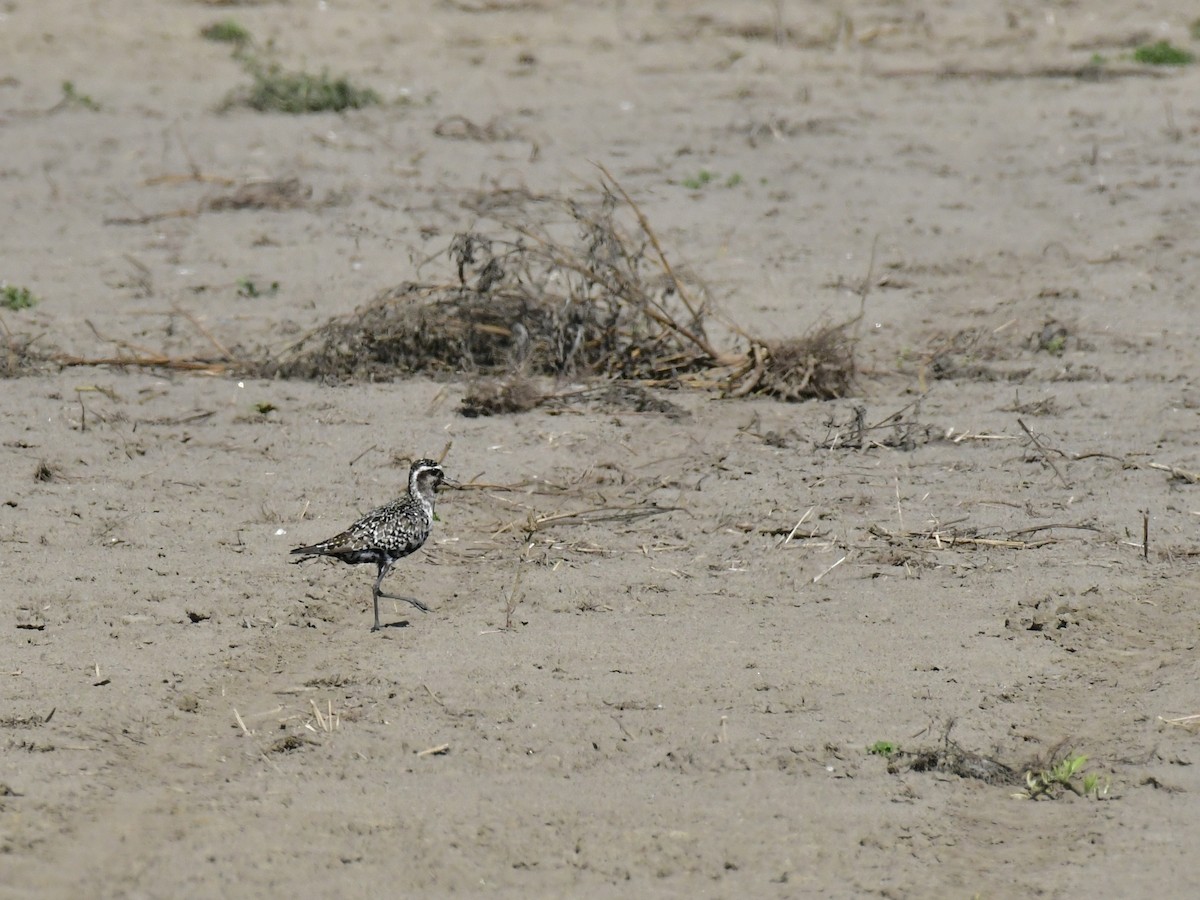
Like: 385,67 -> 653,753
1081,771 -> 1106,795
201,19 -> 252,45
1018,752 -> 1110,799
235,59 -> 381,113
680,170 -> 744,190
1,285 -> 38,311
1089,53 -> 1107,67
867,740 -> 898,757
681,170 -> 718,190
58,81 -> 100,111
237,278 -> 279,298
254,402 -> 277,415
1133,41 -> 1193,66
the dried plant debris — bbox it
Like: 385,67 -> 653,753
434,115 -> 525,143
726,326 -> 858,401
1002,391 -> 1062,417
262,172 -> 859,405
816,400 -> 938,450
866,520 -> 1096,554
921,326 -> 1032,382
886,722 -> 1020,786
587,382 -> 690,418
265,187 -> 723,381
269,734 -> 314,753
0,710 -> 53,728
207,177 -> 312,211
0,329 -> 49,377
460,376 -> 690,418
890,740 -> 1018,785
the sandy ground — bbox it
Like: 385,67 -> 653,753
3,1 -> 1200,896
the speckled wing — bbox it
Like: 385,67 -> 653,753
290,503 -> 394,562
294,496 -> 432,560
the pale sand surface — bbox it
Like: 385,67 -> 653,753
2,2 -> 1200,897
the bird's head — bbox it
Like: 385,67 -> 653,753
409,458 -> 450,496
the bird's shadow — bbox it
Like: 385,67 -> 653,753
376,619 -> 412,631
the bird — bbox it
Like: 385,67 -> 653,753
291,458 -> 448,632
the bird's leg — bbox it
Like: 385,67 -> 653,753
371,567 -> 385,632
371,566 -> 429,630
377,590 -> 430,613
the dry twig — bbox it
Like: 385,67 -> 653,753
1018,418 -> 1072,489
1148,462 -> 1200,484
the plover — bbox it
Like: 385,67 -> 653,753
291,458 -> 448,631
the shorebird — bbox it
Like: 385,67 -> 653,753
291,458 -> 448,631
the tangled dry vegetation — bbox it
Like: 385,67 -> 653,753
0,317 -> 46,378
1,172 -> 860,410
261,171 -> 859,409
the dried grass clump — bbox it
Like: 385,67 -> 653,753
207,177 -> 311,211
885,720 -> 1019,786
727,324 -> 857,401
0,322 -> 48,378
891,737 -> 1018,785
261,169 -> 859,404
266,185 -> 726,383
